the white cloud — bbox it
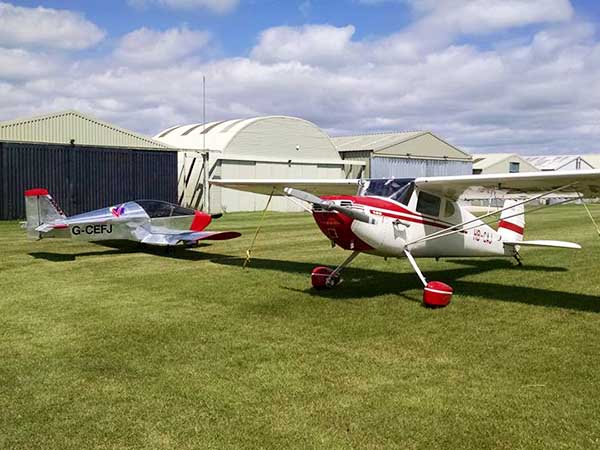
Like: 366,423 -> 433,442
114,27 -> 211,66
0,2 -> 105,50
0,48 -> 63,80
1,1 -> 600,155
251,25 -> 358,66
410,0 -> 574,35
127,0 -> 238,14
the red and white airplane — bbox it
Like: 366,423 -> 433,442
212,169 -> 600,307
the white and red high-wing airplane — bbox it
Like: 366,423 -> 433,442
212,169 -> 600,307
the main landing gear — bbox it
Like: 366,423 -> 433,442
311,251 -> 360,289
311,250 -> 453,308
403,249 -> 453,308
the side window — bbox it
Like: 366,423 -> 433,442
417,191 -> 441,217
443,200 -> 456,218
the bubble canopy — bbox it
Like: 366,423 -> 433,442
135,200 -> 196,218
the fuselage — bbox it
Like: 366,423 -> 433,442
312,191 -> 511,259
39,200 -> 211,242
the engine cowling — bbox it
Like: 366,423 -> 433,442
351,218 -> 408,256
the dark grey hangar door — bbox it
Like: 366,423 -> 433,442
0,142 -> 177,220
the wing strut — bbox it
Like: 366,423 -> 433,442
406,183 -> 575,247
578,193 -> 600,238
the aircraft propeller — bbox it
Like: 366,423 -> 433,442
284,187 -> 374,224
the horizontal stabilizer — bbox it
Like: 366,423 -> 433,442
503,240 -> 581,249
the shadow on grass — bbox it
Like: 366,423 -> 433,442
29,240 -> 228,262
216,256 -> 600,312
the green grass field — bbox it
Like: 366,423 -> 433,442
1,206 -> 600,450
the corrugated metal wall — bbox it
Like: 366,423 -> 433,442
0,142 -> 177,220
371,157 -> 472,178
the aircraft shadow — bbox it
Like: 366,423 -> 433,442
214,256 -> 600,313
29,240 -> 224,262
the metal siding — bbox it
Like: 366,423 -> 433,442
0,142 -> 177,219
371,157 -> 472,178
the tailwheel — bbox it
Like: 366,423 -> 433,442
311,266 -> 341,289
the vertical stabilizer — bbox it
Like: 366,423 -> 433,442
24,189 -> 66,239
498,199 -> 524,242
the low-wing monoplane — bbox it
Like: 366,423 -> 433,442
23,188 -> 241,247
212,169 -> 600,307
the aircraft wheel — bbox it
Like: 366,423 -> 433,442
423,281 -> 453,308
311,266 -> 341,289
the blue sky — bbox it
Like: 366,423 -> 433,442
1,0 -> 600,154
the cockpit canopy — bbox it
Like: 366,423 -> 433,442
136,200 -> 196,218
359,178 -> 415,205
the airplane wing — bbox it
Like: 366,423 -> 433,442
210,179 -> 361,196
415,169 -> 600,200
140,230 -> 241,246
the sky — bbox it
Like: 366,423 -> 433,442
0,0 -> 599,154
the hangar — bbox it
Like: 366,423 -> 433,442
524,155 -> 593,171
332,131 -> 472,178
154,116 -> 363,212
0,110 -> 177,220
472,153 -> 538,174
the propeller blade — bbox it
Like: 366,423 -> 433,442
284,187 -> 373,224
284,187 -> 330,207
210,213 -> 223,220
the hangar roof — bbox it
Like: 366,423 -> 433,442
332,131 -> 471,161
524,155 -> 593,171
0,110 -> 172,150
154,116 -> 343,163
581,154 -> 600,169
473,153 -> 538,172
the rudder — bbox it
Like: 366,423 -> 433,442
498,199 -> 524,242
24,188 -> 66,239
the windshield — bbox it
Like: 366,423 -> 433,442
359,178 -> 415,205
136,200 -> 196,218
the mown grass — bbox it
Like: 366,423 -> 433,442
1,205 -> 599,449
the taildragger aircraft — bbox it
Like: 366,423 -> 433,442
212,169 -> 600,307
23,188 -> 241,247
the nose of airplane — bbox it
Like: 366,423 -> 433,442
190,210 -> 212,231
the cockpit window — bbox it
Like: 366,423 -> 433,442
417,192 -> 441,217
359,178 -> 415,205
136,200 -> 196,218
443,200 -> 455,218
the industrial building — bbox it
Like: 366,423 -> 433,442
154,116 -> 364,213
1,110 -> 475,218
332,131 -> 472,178
0,110 -> 177,220
525,155 -> 593,171
472,153 -> 538,174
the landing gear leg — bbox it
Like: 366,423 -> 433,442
514,251 -> 523,267
404,249 -> 453,308
311,251 -> 360,289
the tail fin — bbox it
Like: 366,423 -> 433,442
24,188 -> 66,239
498,199 -> 524,242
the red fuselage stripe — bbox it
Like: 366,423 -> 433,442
498,220 -> 524,235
